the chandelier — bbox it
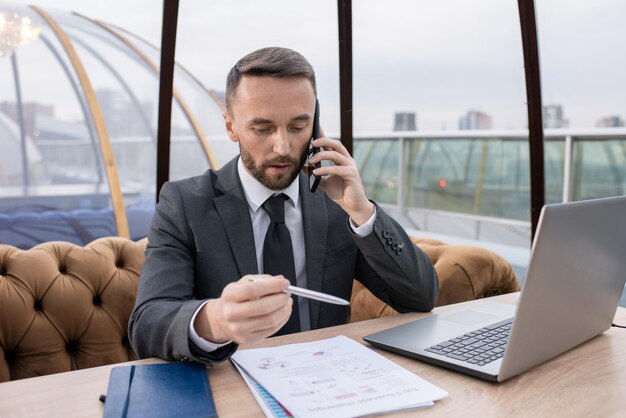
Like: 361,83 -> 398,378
0,8 -> 41,57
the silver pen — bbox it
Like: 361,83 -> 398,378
249,278 -> 350,306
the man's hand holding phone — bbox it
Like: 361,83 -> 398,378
306,101 -> 375,226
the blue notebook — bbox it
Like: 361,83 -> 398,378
103,362 -> 217,418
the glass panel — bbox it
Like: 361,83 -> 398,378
544,139 -> 564,205
537,0 -> 626,237
572,139 -> 626,200
1,3 -> 240,244
169,100 -> 210,181
110,28 -> 240,168
537,1 -> 626,131
353,0 -> 529,260
401,137 -> 532,220
55,11 -> 159,194
353,0 -> 526,132
0,4 -> 114,248
354,139 -> 399,204
176,0 -> 340,137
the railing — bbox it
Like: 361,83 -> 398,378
2,128 -> 625,248
354,128 -> 626,246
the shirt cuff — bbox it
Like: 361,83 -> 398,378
189,300 -> 233,353
349,206 -> 377,237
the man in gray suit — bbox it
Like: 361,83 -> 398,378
129,47 -> 438,363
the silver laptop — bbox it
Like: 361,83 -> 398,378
364,195 -> 626,382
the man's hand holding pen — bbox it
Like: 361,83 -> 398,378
193,274 -> 349,346
195,275 -> 292,345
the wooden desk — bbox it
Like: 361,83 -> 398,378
1,293 -> 626,417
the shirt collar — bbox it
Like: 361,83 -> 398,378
237,157 -> 300,212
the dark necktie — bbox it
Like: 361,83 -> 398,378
262,194 -> 301,335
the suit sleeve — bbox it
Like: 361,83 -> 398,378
352,202 -> 439,312
128,182 -> 237,363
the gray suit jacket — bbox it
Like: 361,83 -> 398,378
129,157 -> 438,363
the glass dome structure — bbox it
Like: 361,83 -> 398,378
0,3 -> 238,248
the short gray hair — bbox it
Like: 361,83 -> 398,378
225,47 -> 317,113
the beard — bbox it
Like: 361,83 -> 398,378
239,144 -> 308,191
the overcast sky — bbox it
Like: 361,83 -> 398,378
10,0 -> 626,133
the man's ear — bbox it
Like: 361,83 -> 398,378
223,112 -> 239,143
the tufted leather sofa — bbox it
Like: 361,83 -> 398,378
0,236 -> 519,382
0,237 -> 146,382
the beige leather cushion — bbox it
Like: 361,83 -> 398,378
349,236 -> 520,322
0,237 -> 147,382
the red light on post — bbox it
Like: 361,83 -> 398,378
439,179 -> 447,188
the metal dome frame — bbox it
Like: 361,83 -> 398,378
6,4 -> 226,239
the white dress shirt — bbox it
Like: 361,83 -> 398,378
189,158 -> 376,351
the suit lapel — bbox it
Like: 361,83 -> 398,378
213,158 -> 259,277
212,163 -> 329,327
299,174 -> 327,329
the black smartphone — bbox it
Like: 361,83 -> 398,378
306,99 -> 321,192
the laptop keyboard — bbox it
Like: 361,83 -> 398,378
425,319 -> 512,366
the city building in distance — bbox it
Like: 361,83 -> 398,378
393,111 -> 417,131
543,104 -> 569,128
459,110 -> 492,130
596,115 -> 625,127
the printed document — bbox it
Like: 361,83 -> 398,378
231,335 -> 447,418
232,361 -> 293,417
